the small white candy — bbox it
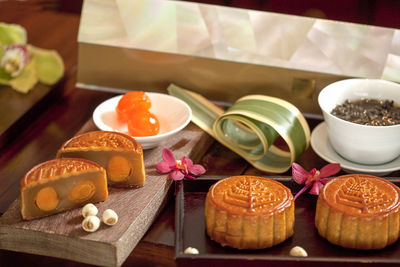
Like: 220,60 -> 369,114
102,209 -> 118,226
184,247 -> 199,254
82,215 -> 100,232
82,203 -> 98,218
289,246 -> 308,257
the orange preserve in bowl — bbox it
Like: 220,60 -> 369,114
116,91 -> 160,137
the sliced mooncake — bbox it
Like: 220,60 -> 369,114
20,158 -> 108,220
57,131 -> 145,187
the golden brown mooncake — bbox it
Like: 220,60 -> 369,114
315,174 -> 400,250
57,131 -> 145,187
20,158 -> 108,220
205,176 -> 294,249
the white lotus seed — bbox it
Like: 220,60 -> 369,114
82,215 -> 100,232
184,247 -> 199,254
102,209 -> 118,226
289,246 -> 308,257
82,203 -> 98,218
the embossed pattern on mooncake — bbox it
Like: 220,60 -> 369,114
223,178 -> 275,213
210,176 -> 292,216
22,158 -> 102,187
60,131 -> 139,151
322,174 -> 400,216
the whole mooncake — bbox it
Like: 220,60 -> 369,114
205,176 -> 294,249
315,174 -> 400,250
20,158 -> 108,220
57,131 -> 145,187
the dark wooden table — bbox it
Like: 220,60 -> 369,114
0,2 -> 399,267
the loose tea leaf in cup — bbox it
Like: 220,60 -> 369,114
331,98 -> 400,126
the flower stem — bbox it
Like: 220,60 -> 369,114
294,183 -> 312,200
184,174 -> 196,180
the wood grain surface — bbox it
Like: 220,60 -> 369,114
0,122 -> 213,267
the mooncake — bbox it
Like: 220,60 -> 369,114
315,174 -> 400,250
57,131 -> 145,187
205,176 -> 294,249
20,158 -> 108,220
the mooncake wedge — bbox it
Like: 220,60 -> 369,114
20,158 -> 108,220
57,131 -> 145,187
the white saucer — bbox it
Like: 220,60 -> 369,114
311,122 -> 400,176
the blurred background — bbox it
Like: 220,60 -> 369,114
191,0 -> 400,29
20,0 -> 399,29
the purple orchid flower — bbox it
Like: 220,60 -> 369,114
292,162 -> 341,200
156,148 -> 206,180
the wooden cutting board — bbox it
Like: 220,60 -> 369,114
0,120 -> 213,267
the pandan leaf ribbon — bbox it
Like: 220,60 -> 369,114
0,23 -> 64,93
168,84 -> 311,173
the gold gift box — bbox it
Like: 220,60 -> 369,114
77,0 -> 400,114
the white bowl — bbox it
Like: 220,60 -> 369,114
318,78 -> 400,165
93,92 -> 192,149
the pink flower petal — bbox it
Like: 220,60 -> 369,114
292,163 -> 341,200
319,163 -> 341,178
292,163 -> 309,184
157,148 -> 206,181
156,161 -> 172,173
162,148 -> 176,167
181,157 -> 193,167
170,170 -> 184,180
309,181 -> 324,195
188,164 -> 206,175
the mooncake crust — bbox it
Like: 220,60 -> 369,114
320,174 -> 400,217
57,131 -> 142,153
315,174 -> 400,250
20,158 -> 104,188
205,176 -> 294,249
208,175 -> 293,216
57,131 -> 146,187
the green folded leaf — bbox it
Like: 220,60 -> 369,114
9,61 -> 38,93
168,84 -> 311,173
167,84 -> 224,137
29,45 -> 64,85
0,23 -> 27,46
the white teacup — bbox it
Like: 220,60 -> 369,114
318,78 -> 400,165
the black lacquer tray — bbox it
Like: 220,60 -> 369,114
175,176 -> 400,267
